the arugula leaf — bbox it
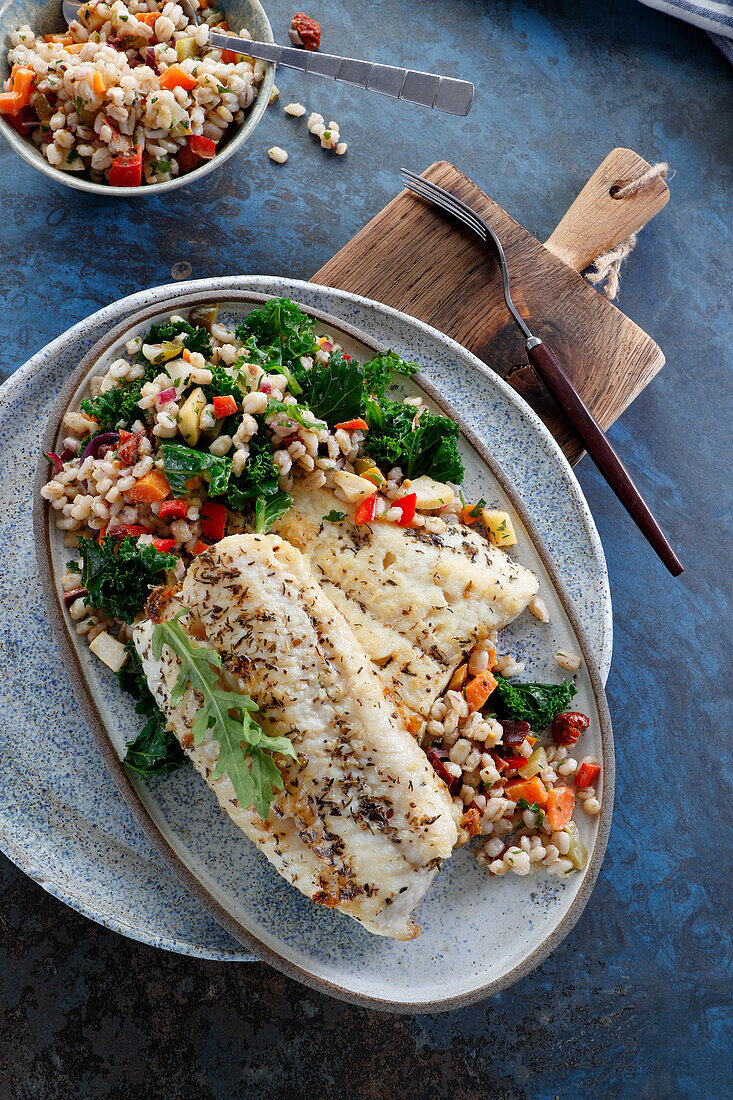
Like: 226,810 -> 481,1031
492,677 -> 578,730
255,491 -> 293,533
153,614 -> 297,820
137,319 -> 212,361
118,644 -> 186,776
323,509 -> 346,523
362,350 -> 419,401
298,350 -> 365,424
161,442 -> 232,497
73,536 -> 176,624
81,381 -> 144,431
364,399 -> 464,483
226,428 -> 279,508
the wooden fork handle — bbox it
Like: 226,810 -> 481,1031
525,338 -> 684,577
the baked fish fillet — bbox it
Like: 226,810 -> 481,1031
272,484 -> 539,717
133,533 -> 459,940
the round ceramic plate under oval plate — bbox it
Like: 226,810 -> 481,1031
1,277 -> 613,1010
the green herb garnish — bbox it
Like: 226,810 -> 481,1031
153,613 -> 297,819
81,380 -> 144,430
516,798 -> 545,827
322,510 -> 346,523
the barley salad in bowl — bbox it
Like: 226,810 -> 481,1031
35,290 -> 613,1006
0,0 -> 273,193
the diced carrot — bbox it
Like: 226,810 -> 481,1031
546,786 -> 575,831
158,64 -> 197,91
138,11 -> 159,25
92,71 -> 106,96
45,33 -> 73,43
212,394 -> 238,418
461,504 -> 483,526
192,539 -> 209,555
126,468 -> 171,503
65,43 -> 85,53
182,347 -> 192,362
334,418 -> 368,431
220,48 -> 238,63
465,669 -> 498,713
0,91 -> 23,115
504,775 -> 549,807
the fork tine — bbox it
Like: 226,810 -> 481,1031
400,171 -> 484,233
400,170 -> 487,239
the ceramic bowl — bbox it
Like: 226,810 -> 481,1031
0,0 -> 274,196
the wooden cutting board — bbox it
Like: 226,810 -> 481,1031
311,148 -> 670,465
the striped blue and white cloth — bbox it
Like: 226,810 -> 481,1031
639,0 -> 733,61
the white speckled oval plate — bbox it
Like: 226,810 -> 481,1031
1,277 -> 613,1005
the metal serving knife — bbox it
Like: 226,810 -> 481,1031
62,0 -> 474,116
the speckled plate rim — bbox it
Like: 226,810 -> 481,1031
0,0 -> 274,197
32,287 -> 615,1012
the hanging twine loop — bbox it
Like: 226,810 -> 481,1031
586,162 -> 670,300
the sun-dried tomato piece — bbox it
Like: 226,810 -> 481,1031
552,711 -> 590,745
291,11 -> 321,50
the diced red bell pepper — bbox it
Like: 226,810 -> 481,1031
158,499 -> 189,520
212,394 -> 238,418
177,144 -> 199,174
117,429 -> 142,467
220,48 -> 238,63
333,418 -> 367,431
426,749 -> 459,793
393,491 -> 416,526
192,539 -> 209,555
188,134 -> 216,159
107,523 -> 152,538
354,493 -> 377,525
501,754 -> 529,772
152,537 -> 176,553
108,146 -> 142,187
7,106 -> 36,135
575,762 -> 600,789
201,500 -> 227,541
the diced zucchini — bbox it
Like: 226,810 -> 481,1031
564,820 -> 588,870
178,386 -> 207,446
175,36 -> 197,61
482,508 -> 517,547
333,470 -> 379,503
518,745 -> 547,779
89,631 -> 128,673
396,475 -> 454,510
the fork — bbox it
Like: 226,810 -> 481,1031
400,168 -> 684,577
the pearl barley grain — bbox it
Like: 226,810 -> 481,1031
284,102 -> 306,117
268,146 -> 288,164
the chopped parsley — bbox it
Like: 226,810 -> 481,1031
516,798 -> 545,826
322,510 -> 346,523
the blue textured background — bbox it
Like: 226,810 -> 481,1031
1,0 -> 731,1096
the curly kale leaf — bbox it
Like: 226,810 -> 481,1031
235,298 -> 319,392
364,398 -> 464,483
161,442 -> 232,497
491,677 -> 578,730
119,644 -> 186,777
73,536 -> 177,624
226,427 -> 280,508
255,491 -> 293,533
81,381 -> 144,431
362,350 -> 419,401
297,350 -> 365,424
